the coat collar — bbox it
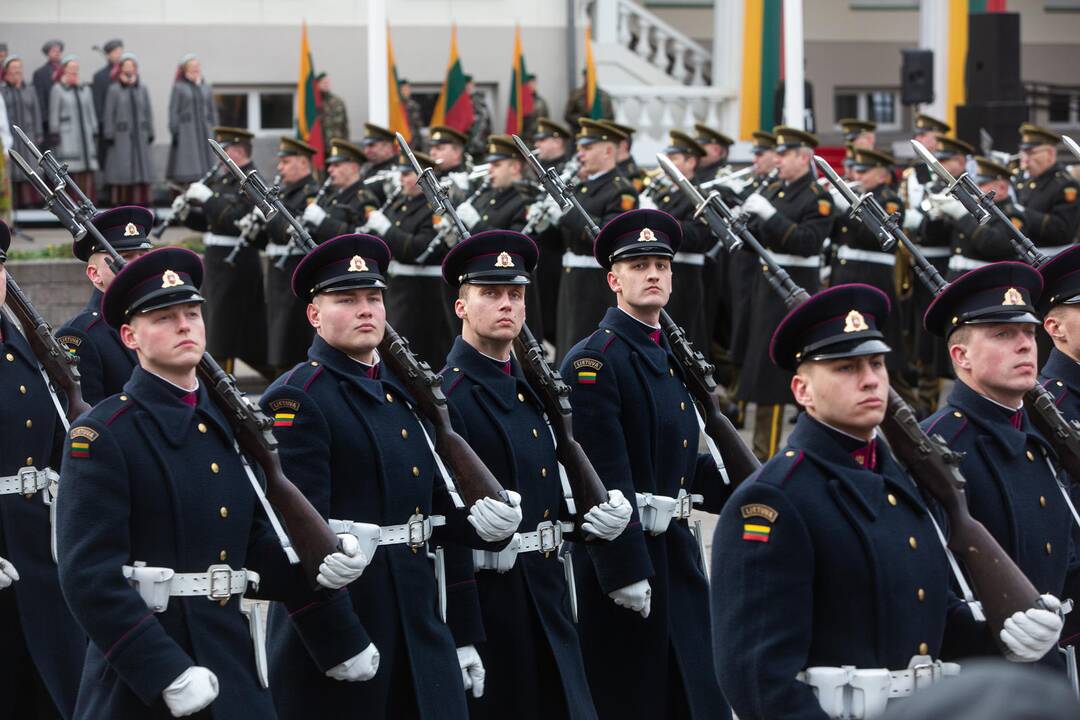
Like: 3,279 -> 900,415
1041,347 -> 1080,393
0,314 -> 37,367
306,334 -> 416,407
598,306 -> 671,375
444,336 -> 539,411
783,170 -> 813,193
945,380 -> 1032,458
84,288 -> 103,313
787,414 -> 925,520
124,366 -> 232,448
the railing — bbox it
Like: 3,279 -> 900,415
589,0 -> 713,86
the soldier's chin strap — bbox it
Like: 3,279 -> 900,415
2,307 -> 70,432
234,441 -> 300,565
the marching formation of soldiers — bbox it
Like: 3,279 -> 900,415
2,102 -> 1080,720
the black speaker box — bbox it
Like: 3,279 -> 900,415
954,102 -> 1029,154
966,12 -> 1023,104
901,49 -> 934,106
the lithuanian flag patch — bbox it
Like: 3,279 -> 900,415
572,357 -> 603,385
69,426 -> 98,459
269,398 -> 300,428
577,370 -> 597,384
273,412 -> 295,428
742,523 -> 772,543
70,441 -> 90,458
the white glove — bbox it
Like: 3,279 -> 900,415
234,213 -> 255,237
456,201 -> 481,229
940,197 -> 968,221
526,202 -> 551,232
450,172 -> 471,193
184,181 -> 213,204
325,642 -> 380,682
609,579 -> 652,618
638,195 -> 658,211
316,533 -> 371,590
303,202 -> 328,227
1001,594 -> 1063,662
720,176 -> 752,194
162,666 -> 219,717
742,193 -> 777,221
170,193 -> 190,222
0,556 -> 19,589
828,186 -> 851,213
365,210 -> 391,236
467,490 -> 523,542
582,489 -> 632,541
903,208 -> 924,231
456,645 -> 486,698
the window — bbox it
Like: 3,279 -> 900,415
213,87 -> 295,135
1049,92 -> 1072,124
833,89 -> 901,131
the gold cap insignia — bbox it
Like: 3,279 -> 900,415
348,255 -> 369,273
495,251 -> 515,268
161,270 -> 183,289
843,309 -> 868,333
124,222 -> 139,237
638,228 -> 655,242
1003,287 -> 1025,306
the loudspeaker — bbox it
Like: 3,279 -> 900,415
901,49 -> 934,106
966,12 -> 1022,104
954,102 -> 1029,154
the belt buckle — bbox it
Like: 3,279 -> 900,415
407,515 -> 428,549
538,522 -> 559,554
911,662 -> 935,690
207,565 -> 233,601
675,491 -> 693,520
17,467 -> 40,495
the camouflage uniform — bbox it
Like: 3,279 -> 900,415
320,90 -> 349,147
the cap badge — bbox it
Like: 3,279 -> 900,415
124,223 -> 139,237
638,228 -> 655,243
843,310 -> 868,333
495,251 -> 515,268
1003,287 -> 1025,306
348,255 -> 369,273
161,270 -> 183,289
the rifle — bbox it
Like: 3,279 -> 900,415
908,139 -> 1080,476
213,136 -> 509,508
12,137 -> 340,587
815,154 -> 1045,645
394,132 -> 610,514
152,164 -> 219,239
510,133 -> 750,486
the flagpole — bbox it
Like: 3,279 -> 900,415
367,0 -> 389,127
782,0 -> 805,130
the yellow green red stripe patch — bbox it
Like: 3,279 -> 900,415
742,523 -> 771,543
577,370 -> 597,384
70,441 -> 90,458
273,412 -> 295,428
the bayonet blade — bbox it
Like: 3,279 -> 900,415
911,139 -> 958,186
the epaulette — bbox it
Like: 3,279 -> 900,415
1042,376 -> 1070,406
439,366 -> 466,396
83,391 -> 133,426
60,308 -> 101,334
923,407 -> 970,445
282,359 -> 326,393
809,182 -> 825,196
582,327 -> 619,354
752,447 -> 805,489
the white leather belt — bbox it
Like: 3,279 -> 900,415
473,520 -> 572,573
562,251 -> 603,269
387,260 -> 443,277
122,563 -> 259,612
948,255 -> 989,272
917,246 -> 952,258
636,488 -> 703,535
672,251 -> 706,266
836,246 -> 894,266
797,656 -> 960,719
770,251 -> 821,268
328,514 -> 445,553
265,243 -> 305,258
203,232 -> 242,248
0,466 -> 57,497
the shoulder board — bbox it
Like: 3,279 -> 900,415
582,327 -> 618,354
60,310 -> 100,333
84,392 -> 134,426
282,359 -> 326,392
439,366 -> 466,396
923,407 -> 969,444
753,448 -> 805,488
1041,376 -> 1069,404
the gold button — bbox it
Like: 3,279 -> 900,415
1057,381 -> 1064,387
908,536 -> 918,550
211,462 -> 220,474
918,642 -> 928,655
25,456 -> 32,466
412,466 -> 420,477
669,368 -> 674,376
401,428 -> 409,439
219,506 -> 229,518
952,411 -> 962,418
18,385 -> 26,394
1025,450 -> 1034,462
917,588 -> 926,602
219,550 -> 228,561
683,439 -> 689,448
311,361 -> 319,366
24,419 -> 31,429
543,509 -> 550,518
198,423 -> 207,433
532,428 -> 539,438
517,393 -> 525,402
679,476 -> 685,486
386,392 -> 394,402
887,494 -> 897,506
541,467 -> 547,477
1046,542 -> 1053,555
120,395 -> 128,401
1040,495 -> 1047,507
680,402 -> 686,411
785,450 -> 796,457
778,191 -> 785,198
4,353 -> 12,362
452,367 -> 460,372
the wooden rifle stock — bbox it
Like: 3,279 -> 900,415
378,322 -> 509,506
4,274 -> 90,423
513,325 -> 609,513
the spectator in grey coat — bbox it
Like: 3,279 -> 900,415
1,56 -> 44,206
48,55 -> 98,200
32,39 -> 62,136
166,54 -> 217,184
102,53 -> 153,205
